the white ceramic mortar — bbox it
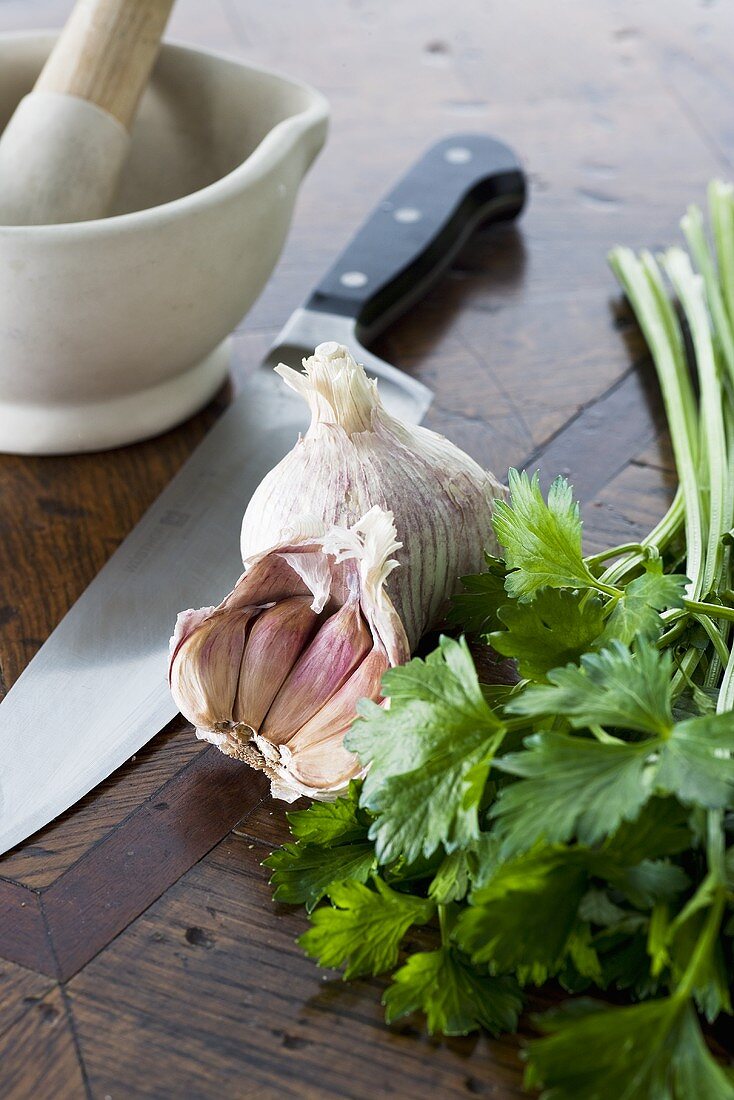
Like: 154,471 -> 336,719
0,33 -> 328,454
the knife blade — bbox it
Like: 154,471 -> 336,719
0,134 -> 525,855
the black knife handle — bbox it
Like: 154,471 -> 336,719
305,133 -> 526,342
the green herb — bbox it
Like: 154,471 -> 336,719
490,587 -> 606,680
298,877 -> 434,979
384,945 -> 523,1037
492,469 -> 607,599
266,184 -> 734,1097
346,636 -> 504,864
263,781 -> 376,911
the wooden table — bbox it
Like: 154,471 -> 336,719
0,1 -> 730,1096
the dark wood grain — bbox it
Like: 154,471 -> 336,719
42,748 -> 267,981
2,0 -> 734,1096
0,719 -> 202,889
583,445 -> 679,556
525,359 -> 666,500
0,743 -> 268,981
0,986 -> 87,1100
68,831 -> 530,1100
0,960 -> 55,1040
0,879 -> 56,977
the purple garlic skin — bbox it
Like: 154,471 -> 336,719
240,342 -> 505,649
169,509 -> 409,801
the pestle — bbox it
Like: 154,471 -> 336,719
0,0 -> 175,226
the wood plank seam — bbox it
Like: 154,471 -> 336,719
456,327 -> 535,443
229,832 -> 274,853
0,878 -> 57,977
40,748 -> 266,980
520,355 -> 665,501
36,901 -> 94,1099
15,735 -> 212,891
58,984 -> 92,1100
0,746 -> 266,980
653,59 -> 733,173
521,354 -> 649,467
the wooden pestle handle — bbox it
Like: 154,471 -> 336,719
35,0 -> 176,131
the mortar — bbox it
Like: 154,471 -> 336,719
0,33 -> 328,454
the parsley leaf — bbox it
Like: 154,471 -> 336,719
597,930 -> 658,996
448,559 -> 508,636
507,640 -> 674,737
655,714 -> 734,809
563,923 -> 604,987
286,781 -> 368,845
347,636 -> 504,864
491,733 -> 652,855
604,797 -> 692,863
490,706 -> 733,862
265,841 -> 376,913
525,998 -> 734,1100
673,997 -> 734,1098
264,783 -> 377,912
601,565 -> 688,645
299,877 -> 435,979
428,849 -> 474,904
455,849 -> 588,983
383,947 -> 522,1036
604,858 -> 689,909
490,588 -> 605,680
492,470 -> 598,600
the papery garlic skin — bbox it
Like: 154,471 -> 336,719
240,341 -> 504,648
171,343 -> 504,802
169,507 -> 409,801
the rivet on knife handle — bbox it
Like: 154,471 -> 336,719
305,133 -> 526,342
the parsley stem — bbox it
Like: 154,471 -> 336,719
671,645 -> 704,699
683,195 -> 734,390
438,903 -> 449,947
718,645 -> 734,712
706,810 -> 726,882
593,580 -> 624,601
710,180 -> 734,339
683,598 -> 734,622
610,249 -> 705,600
590,724 -> 625,745
657,618 -> 689,649
584,543 -> 645,568
601,489 -> 685,588
665,248 -> 728,601
674,888 -> 725,1003
503,716 -> 535,733
707,412 -> 734,689
691,614 -> 730,669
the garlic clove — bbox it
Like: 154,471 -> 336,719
286,646 -> 388,752
233,596 -> 319,730
170,505 -> 411,801
169,607 -> 257,732
259,597 -> 373,745
279,732 -> 363,791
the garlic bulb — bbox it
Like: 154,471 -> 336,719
241,341 -> 505,649
170,341 -> 504,801
170,507 -> 409,801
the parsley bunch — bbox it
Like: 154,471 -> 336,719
265,183 -> 734,1098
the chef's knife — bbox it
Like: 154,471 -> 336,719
0,134 -> 525,855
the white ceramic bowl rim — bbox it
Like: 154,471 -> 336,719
0,31 -> 329,237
